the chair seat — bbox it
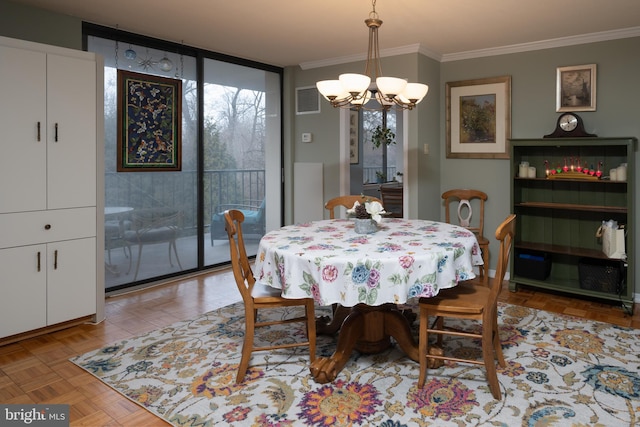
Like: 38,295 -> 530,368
420,282 -> 489,314
124,227 -> 176,243
251,281 -> 286,300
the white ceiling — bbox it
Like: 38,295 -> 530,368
10,0 -> 640,67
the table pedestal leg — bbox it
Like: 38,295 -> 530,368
309,303 -> 419,383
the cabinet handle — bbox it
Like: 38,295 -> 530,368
37,122 -> 41,141
55,123 -> 59,142
44,224 -> 51,230
37,251 -> 41,272
54,250 -> 58,270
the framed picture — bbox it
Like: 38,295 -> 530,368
446,76 -> 511,159
349,109 -> 359,164
117,70 -> 182,172
556,64 -> 596,112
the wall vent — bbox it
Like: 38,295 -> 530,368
296,86 -> 321,115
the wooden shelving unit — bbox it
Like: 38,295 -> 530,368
509,137 -> 636,313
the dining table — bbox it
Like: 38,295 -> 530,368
253,217 -> 483,383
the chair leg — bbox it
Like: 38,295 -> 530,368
480,243 -> 490,286
306,301 -> 316,363
482,322 -> 502,400
124,244 -> 132,274
132,244 -> 143,281
492,315 -> 505,367
418,308 -> 428,387
236,310 -> 256,384
169,240 -> 183,269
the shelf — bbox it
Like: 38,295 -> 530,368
510,137 -> 635,313
515,201 -> 627,213
509,275 -> 632,305
516,241 -> 612,259
515,177 -> 627,184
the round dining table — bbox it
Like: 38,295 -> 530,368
253,218 -> 483,383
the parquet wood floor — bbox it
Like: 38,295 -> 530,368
1,270 -> 638,426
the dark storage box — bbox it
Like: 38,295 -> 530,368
578,258 -> 623,294
514,251 -> 551,280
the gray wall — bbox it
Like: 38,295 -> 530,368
437,38 -> 640,280
0,0 -> 81,49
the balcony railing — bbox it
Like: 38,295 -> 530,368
105,169 -> 265,235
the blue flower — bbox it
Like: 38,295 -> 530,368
352,264 -> 370,284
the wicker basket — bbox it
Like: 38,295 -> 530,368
578,258 -> 622,294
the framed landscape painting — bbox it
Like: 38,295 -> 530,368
117,70 -> 182,171
556,64 -> 596,112
446,76 -> 511,159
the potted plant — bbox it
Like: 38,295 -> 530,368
371,125 -> 395,149
375,171 -> 386,183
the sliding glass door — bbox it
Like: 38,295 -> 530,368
87,28 -> 281,292
203,58 -> 281,264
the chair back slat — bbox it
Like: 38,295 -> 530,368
442,189 -> 487,238
379,185 -> 403,218
224,210 -> 255,303
325,195 -> 382,219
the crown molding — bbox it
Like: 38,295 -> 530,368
441,26 -> 640,62
299,27 -> 640,69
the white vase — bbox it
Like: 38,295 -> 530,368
354,218 -> 377,234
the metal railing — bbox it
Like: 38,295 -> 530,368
105,169 -> 265,234
363,166 -> 397,184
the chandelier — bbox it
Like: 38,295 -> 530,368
316,0 -> 429,111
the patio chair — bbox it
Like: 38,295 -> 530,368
210,199 -> 265,246
123,207 -> 184,281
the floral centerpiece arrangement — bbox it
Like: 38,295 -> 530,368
347,198 -> 386,234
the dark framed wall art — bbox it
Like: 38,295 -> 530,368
117,70 -> 182,172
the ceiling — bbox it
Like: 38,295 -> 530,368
10,0 -> 640,68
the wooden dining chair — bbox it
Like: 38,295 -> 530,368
224,209 -> 316,383
325,195 -> 382,219
417,213 -> 515,400
442,189 -> 490,286
379,185 -> 403,218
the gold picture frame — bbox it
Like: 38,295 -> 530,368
446,76 -> 511,159
556,64 -> 596,112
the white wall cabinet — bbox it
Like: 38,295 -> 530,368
0,36 -> 104,340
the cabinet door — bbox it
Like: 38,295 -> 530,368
0,245 -> 47,338
0,46 -> 47,214
47,238 -> 97,325
46,54 -> 97,210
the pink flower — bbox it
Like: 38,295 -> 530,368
322,265 -> 338,282
399,255 -> 414,269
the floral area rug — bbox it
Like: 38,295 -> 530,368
71,302 -> 640,426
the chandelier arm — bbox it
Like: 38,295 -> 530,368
316,0 -> 428,111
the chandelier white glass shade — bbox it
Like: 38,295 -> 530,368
316,1 -> 429,111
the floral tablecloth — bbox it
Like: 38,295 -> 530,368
254,218 -> 483,307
